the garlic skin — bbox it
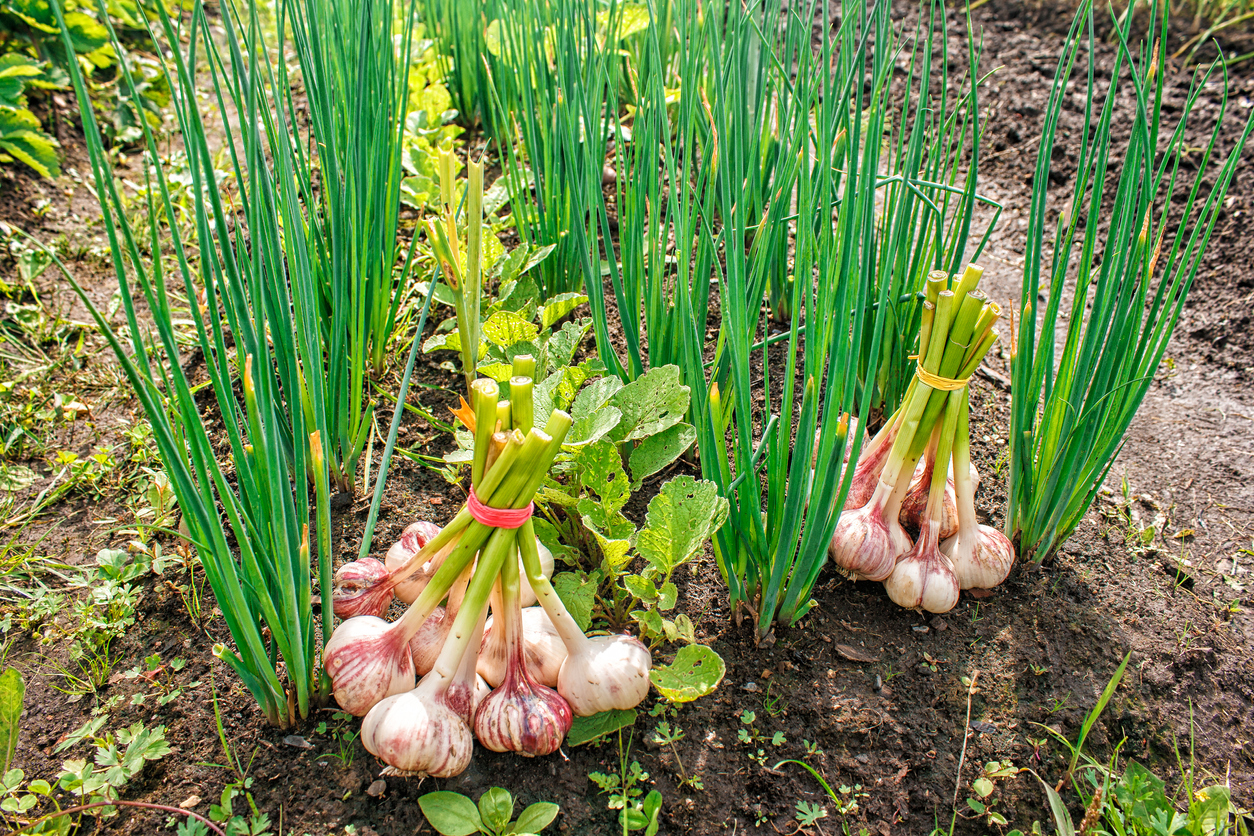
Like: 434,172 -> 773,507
840,418 -> 899,512
474,672 -> 572,757
557,634 -> 652,717
943,524 -> 1015,590
479,605 -> 567,688
828,479 -> 913,582
324,616 -> 415,716
330,558 -> 394,619
408,607 -> 451,675
385,521 -> 446,604
884,518 -> 960,613
360,680 -> 472,778
900,459 -> 978,541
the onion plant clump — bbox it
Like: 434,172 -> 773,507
831,265 -> 1011,613
49,0 -> 420,724
324,371 -> 653,777
1006,0 -> 1254,563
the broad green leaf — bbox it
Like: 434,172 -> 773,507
423,328 -> 462,354
631,608 -> 665,639
476,362 -> 514,382
547,318 -> 591,370
649,645 -> 725,703
624,574 -> 658,603
637,477 -> 728,575
0,105 -> 59,179
540,293 -> 587,329
628,422 -> 695,487
565,402 -> 621,448
577,500 -> 635,569
565,709 -> 637,747
641,789 -> 663,836
576,440 -> 630,515
0,55 -> 42,109
478,787 -> 513,833
565,377 -> 625,447
608,365 -> 689,444
0,668 -> 24,773
0,462 -> 38,492
513,801 -> 560,834
482,310 -> 540,348
419,791 -> 483,836
551,571 -> 597,631
657,582 -> 678,611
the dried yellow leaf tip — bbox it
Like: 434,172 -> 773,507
450,395 -> 476,431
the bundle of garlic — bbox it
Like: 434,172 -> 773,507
828,264 -> 1014,613
323,364 -> 652,778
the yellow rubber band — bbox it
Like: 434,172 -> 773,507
915,365 -> 969,391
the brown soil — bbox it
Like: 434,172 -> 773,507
3,3 -> 1254,835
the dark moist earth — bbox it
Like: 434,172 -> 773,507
4,3 -> 1254,835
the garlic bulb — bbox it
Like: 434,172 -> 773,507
479,600 -> 567,688
557,634 -> 652,717
473,568 -> 572,756
410,565 -> 472,675
828,479 -> 913,582
884,517 -> 960,613
330,557 -> 394,619
517,523 -> 652,717
360,679 -> 473,778
385,521 -> 448,604
943,399 -> 1015,591
943,524 -> 1015,590
323,616 -> 415,716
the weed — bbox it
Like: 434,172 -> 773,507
314,711 -> 359,768
588,731 -> 663,835
794,800 -> 827,828
418,787 -> 559,835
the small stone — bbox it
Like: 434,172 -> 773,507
930,617 -> 948,632
282,735 -> 312,749
743,681 -> 761,693
855,753 -> 869,764
366,780 -> 387,798
179,795 -> 201,809
971,720 -> 998,735
912,625 -> 930,634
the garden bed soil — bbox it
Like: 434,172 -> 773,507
3,2 -> 1254,834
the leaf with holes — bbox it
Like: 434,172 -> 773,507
649,645 -> 725,703
576,440 -> 630,515
608,365 -> 689,444
637,476 -> 728,576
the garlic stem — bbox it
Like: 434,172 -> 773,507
424,527 -> 515,690
380,430 -> 527,592
951,389 -> 979,539
518,519 -> 590,655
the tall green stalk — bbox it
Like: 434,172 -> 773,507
1007,0 -> 1254,562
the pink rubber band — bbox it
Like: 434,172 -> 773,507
467,488 -> 533,529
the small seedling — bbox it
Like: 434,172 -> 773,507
419,787 -> 559,836
315,711 -> 359,768
794,800 -> 827,827
589,731 -> 662,835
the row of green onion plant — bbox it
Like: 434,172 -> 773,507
49,0 -> 420,724
480,0 -> 991,641
1006,0 -> 1254,563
